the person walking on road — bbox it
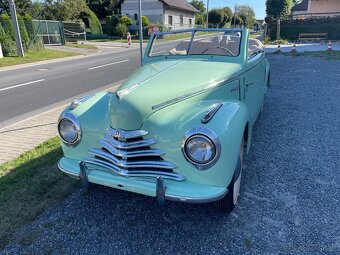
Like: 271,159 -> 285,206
127,32 -> 131,47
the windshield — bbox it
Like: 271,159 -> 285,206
149,30 -> 242,58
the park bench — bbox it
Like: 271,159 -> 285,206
299,33 -> 327,42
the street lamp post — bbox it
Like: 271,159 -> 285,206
138,0 -> 143,65
8,0 -> 24,57
206,0 -> 209,28
233,4 -> 237,28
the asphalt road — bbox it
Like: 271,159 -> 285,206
0,41 -> 181,129
0,47 -> 140,128
1,54 -> 339,254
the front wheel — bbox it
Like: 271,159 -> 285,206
214,139 -> 244,213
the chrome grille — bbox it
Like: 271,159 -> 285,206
84,127 -> 185,181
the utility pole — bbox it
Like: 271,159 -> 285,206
138,0 -> 143,65
206,0 -> 209,28
233,4 -> 237,28
8,0 -> 24,57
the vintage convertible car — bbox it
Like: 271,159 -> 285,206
57,29 -> 270,212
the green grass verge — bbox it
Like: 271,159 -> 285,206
65,43 -> 98,49
0,49 -> 81,68
284,51 -> 340,60
0,137 -> 79,249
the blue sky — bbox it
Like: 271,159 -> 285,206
206,0 -> 266,19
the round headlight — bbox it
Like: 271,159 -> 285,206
58,113 -> 81,146
185,135 -> 216,164
182,127 -> 221,170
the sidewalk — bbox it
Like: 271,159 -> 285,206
0,83 -> 121,165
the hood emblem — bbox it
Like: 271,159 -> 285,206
113,130 -> 121,139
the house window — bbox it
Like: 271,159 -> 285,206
134,13 -> 138,21
180,15 -> 184,26
168,15 -> 173,25
189,19 -> 192,25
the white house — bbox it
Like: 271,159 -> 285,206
291,0 -> 340,19
116,0 -> 199,30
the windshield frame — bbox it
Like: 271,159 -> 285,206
147,28 -> 244,59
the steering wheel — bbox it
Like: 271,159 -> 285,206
202,46 -> 235,56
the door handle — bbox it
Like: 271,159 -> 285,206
246,81 -> 254,87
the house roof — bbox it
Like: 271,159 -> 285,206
162,0 -> 199,13
292,0 -> 309,12
116,0 -> 199,13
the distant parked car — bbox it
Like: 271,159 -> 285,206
57,29 -> 270,213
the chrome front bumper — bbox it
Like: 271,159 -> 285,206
58,157 -> 227,204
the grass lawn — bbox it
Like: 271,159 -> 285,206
65,43 -> 98,49
0,49 -> 81,68
0,137 -> 79,249
284,51 -> 340,60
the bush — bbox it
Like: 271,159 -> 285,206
106,15 -> 119,36
17,16 -> 30,51
136,16 -> 150,27
83,10 -> 102,34
0,23 -> 17,57
115,23 -> 128,38
23,14 -> 35,41
0,14 -> 15,40
268,16 -> 340,41
119,16 -> 133,27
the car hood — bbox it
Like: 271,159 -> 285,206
109,59 -> 242,130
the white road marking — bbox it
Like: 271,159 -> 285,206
88,59 -> 130,70
0,79 -> 45,92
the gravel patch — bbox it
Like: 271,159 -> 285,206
1,54 -> 340,255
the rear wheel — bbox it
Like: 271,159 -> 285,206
214,139 -> 244,213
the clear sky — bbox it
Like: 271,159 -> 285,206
207,0 -> 266,19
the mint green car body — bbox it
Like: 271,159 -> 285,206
58,29 -> 270,206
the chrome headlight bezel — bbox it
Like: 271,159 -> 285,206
181,127 -> 221,170
57,112 -> 81,147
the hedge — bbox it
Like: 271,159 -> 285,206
105,15 -> 119,36
85,10 -> 102,34
17,16 -> 30,51
0,14 -> 15,41
0,23 -> 17,57
268,16 -> 340,41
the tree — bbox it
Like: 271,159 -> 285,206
236,5 -> 256,28
190,0 -> 205,13
54,0 -> 88,21
119,16 -> 133,27
0,0 -> 32,16
208,9 -> 224,28
87,0 -> 118,20
266,0 -> 292,39
220,7 -> 232,27
115,23 -> 127,38
136,16 -> 150,27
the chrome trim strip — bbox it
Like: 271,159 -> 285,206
84,158 -> 185,181
151,76 -> 239,111
107,127 -> 148,140
201,103 -> 223,124
88,149 -> 176,169
104,134 -> 156,149
181,127 -> 221,170
99,140 -> 165,158
57,160 -> 80,179
57,112 -> 82,147
70,93 -> 96,110
165,188 -> 228,204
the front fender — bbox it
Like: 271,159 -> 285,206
142,100 -> 250,187
59,92 -> 112,160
